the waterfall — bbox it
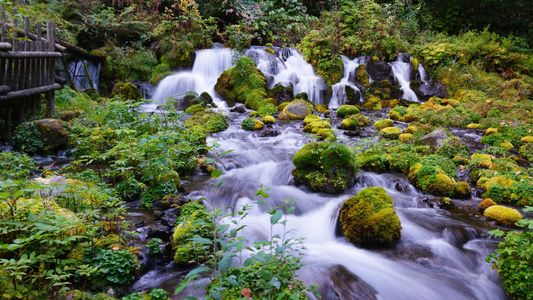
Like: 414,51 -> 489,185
246,47 -> 328,105
329,56 -> 365,109
391,54 -> 419,102
69,60 -> 100,91
151,47 -> 233,107
418,63 -> 429,83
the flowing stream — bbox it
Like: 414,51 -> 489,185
136,47 -> 507,299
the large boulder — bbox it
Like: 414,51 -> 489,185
418,128 -> 449,149
367,60 -> 392,82
184,110 -> 228,133
279,99 -> 313,120
416,82 -> 448,101
339,187 -> 401,247
34,119 -> 70,152
292,142 -> 358,194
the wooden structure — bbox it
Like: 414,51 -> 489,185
0,8 -> 66,139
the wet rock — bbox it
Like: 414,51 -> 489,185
367,60 -> 392,82
320,265 -> 378,300
199,92 -> 215,107
416,82 -> 448,101
344,85 -> 361,105
34,118 -> 70,152
147,221 -> 171,240
419,128 -> 449,148
230,104 -> 246,113
177,92 -> 200,110
161,208 -> 179,227
269,83 -> 293,104
259,129 -> 281,137
279,99 -> 312,120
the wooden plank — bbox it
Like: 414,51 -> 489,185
45,91 -> 54,117
4,108 -> 12,139
0,83 -> 62,100
0,42 -> 11,50
0,51 -> 62,58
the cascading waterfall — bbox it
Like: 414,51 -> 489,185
246,47 -> 328,105
69,60 -> 100,91
390,54 -> 419,102
151,47 -> 233,107
418,63 -> 429,83
329,55 -> 365,109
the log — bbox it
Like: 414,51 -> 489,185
0,51 -> 62,58
0,42 -> 11,51
0,83 -> 62,101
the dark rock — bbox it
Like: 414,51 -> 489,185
397,53 -> 411,63
230,104 -> 246,113
259,129 -> 281,137
367,60 -> 392,82
269,83 -> 293,104
199,92 -> 214,107
417,82 -> 448,101
34,119 -> 70,152
419,128 -> 449,149
134,220 -> 145,228
161,208 -> 179,227
320,265 -> 378,300
177,92 -> 199,110
147,221 -> 171,240
345,85 -> 361,105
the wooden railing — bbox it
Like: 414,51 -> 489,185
0,8 -> 65,138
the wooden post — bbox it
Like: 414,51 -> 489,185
46,91 -> 54,117
4,108 -> 12,139
45,22 -> 55,116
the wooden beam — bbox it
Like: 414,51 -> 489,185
0,51 -> 62,58
0,83 -> 62,101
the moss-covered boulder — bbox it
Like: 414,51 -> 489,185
185,111 -> 228,133
262,115 -> 276,124
242,118 -> 264,131
279,99 -> 313,120
314,104 -> 330,114
399,133 -> 415,143
337,105 -> 360,118
172,201 -> 214,265
373,119 -> 394,130
483,205 -> 522,226
479,198 -> 497,211
362,96 -> 382,111
292,142 -> 358,194
380,127 -> 401,139
339,187 -> 401,247
340,114 -> 370,130
111,81 -> 142,100
268,83 -> 293,104
14,119 -> 70,153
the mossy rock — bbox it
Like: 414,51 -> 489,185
268,83 -> 293,104
303,114 -> 321,125
340,114 -> 370,130
111,81 -> 142,100
262,115 -> 276,124
380,127 -> 401,140
483,205 -> 522,226
362,96 -> 382,111
314,104 -> 329,114
14,119 -> 70,153
185,104 -> 206,114
185,111 -> 228,133
519,143 -> 532,162
484,128 -> 498,135
467,123 -> 482,129
172,201 -> 214,265
242,118 -> 264,131
479,198 -> 497,211
408,155 -> 460,197
399,133 -> 415,143
471,153 -> 494,169
292,142 -> 358,194
337,105 -> 360,118
316,128 -> 336,141
339,187 -> 401,248
373,119 -> 394,130
355,65 -> 370,88
278,99 -> 313,120
303,120 -> 331,134
453,181 -> 472,199
521,136 -> 533,143
499,141 -> 513,150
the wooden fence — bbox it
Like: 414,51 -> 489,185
0,8 -> 65,139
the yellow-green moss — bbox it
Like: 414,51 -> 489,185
185,111 -> 228,133
399,133 -> 415,143
521,136 -> 533,143
483,205 -> 522,226
479,198 -> 497,210
380,127 -> 401,139
337,105 -> 360,118
340,114 -> 370,130
484,128 -> 498,135
339,187 -> 401,247
467,123 -> 483,129
373,119 -> 394,130
262,115 -> 276,124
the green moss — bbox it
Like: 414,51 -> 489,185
380,127 -> 401,139
362,96 -> 382,111
292,142 -> 358,194
355,65 -> 370,87
337,105 -> 360,118
408,154 -> 462,197
111,82 -> 142,100
151,63 -> 173,85
185,104 -> 206,114
242,118 -> 264,131
172,201 -> 214,265
436,137 -> 469,158
340,114 -> 370,130
339,187 -> 401,247
184,111 -> 229,133
399,133 -> 414,143
373,119 -> 394,130
519,143 -> 532,162
256,103 -> 278,117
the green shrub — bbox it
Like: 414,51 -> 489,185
146,238 -> 164,255
12,122 -> 45,153
91,249 -> 138,286
149,288 -> 169,300
141,181 -> 178,209
0,151 -> 35,180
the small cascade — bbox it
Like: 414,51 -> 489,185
246,47 -> 328,105
418,63 -> 429,83
390,54 -> 419,102
69,60 -> 100,91
329,56 -> 365,109
151,47 -> 233,107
